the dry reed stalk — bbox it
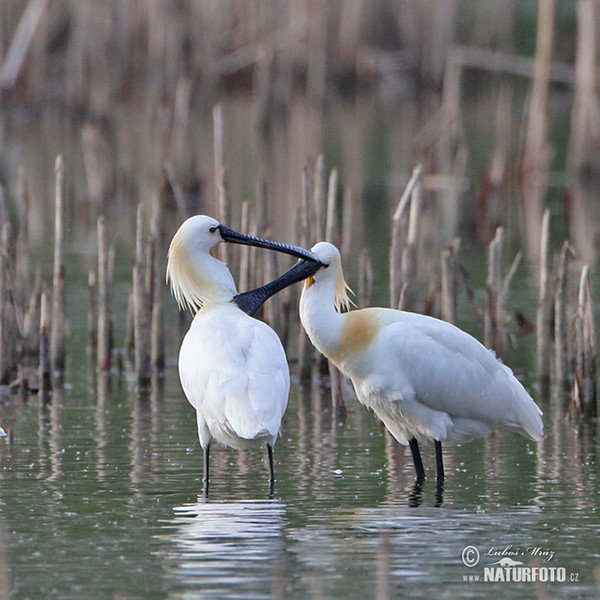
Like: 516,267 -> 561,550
357,247 -> 373,309
164,162 -> 190,221
213,104 -> 227,263
0,223 -> 19,385
22,266 -> 41,362
313,155 -> 326,242
398,181 -> 422,312
480,82 -> 512,240
150,196 -> 165,377
440,238 -> 461,324
87,270 -> 97,356
123,289 -> 135,367
522,0 -> 556,257
133,204 -> 151,388
297,166 -> 315,383
572,266 -> 597,417
446,45 -> 576,86
485,227 -> 522,357
262,250 -> 280,333
0,0 -> 47,89
39,287 -> 51,396
554,241 -> 572,396
568,0 -> 600,173
536,209 -> 553,395
213,103 -> 224,192
97,216 -> 112,372
15,168 -> 30,308
325,168 -> 338,243
238,201 -> 251,292
485,227 -> 503,351
566,0 -> 600,262
341,188 -> 353,258
50,156 -> 66,375
390,164 -> 422,309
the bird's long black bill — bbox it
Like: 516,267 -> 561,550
233,259 -> 322,316
218,224 -> 320,263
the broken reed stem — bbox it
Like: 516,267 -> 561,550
213,104 -> 224,192
298,166 -> 315,383
554,241 -> 572,397
325,168 -> 338,243
536,209 -> 553,395
341,188 -> 352,258
0,222 -> 19,384
150,196 -> 165,377
87,270 -> 97,356
39,287 -> 51,396
262,250 -> 280,333
398,181 -> 421,311
23,266 -> 41,362
133,204 -> 151,389
390,164 -> 423,308
50,155 -> 66,375
357,248 -> 373,309
217,183 -> 228,264
97,215 -> 112,372
572,265 -> 597,417
485,227 -> 503,352
313,155 -> 326,242
0,0 -> 47,89
239,201 -> 251,292
440,238 -> 461,324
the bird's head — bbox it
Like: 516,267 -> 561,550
167,215 -> 321,313
304,241 -> 354,312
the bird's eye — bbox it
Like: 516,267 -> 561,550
209,226 -> 217,233
323,263 -> 330,269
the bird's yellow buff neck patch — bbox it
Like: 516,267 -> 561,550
305,276 -> 315,290
327,310 -> 379,367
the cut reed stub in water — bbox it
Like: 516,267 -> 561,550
50,155 -> 67,376
536,208 -> 553,398
571,265 -> 597,418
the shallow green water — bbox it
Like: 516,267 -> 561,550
1,361 -> 598,599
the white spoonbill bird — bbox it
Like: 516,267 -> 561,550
166,215 -> 320,493
299,242 -> 543,482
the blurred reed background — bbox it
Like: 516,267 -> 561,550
0,0 -> 598,415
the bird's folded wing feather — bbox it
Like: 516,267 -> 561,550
377,313 -> 541,434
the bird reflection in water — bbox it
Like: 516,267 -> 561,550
164,499 -> 286,598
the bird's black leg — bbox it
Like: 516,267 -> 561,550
202,443 -> 210,496
267,444 -> 275,497
435,440 -> 445,482
409,437 -> 426,481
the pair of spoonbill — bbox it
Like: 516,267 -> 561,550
167,216 -> 543,491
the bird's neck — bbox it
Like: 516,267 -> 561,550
198,253 -> 239,306
299,276 -> 345,366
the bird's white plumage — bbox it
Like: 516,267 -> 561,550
167,215 -> 289,454
179,304 -> 289,450
300,242 -> 543,446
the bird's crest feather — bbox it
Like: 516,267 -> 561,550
334,266 -> 355,313
166,228 -> 206,313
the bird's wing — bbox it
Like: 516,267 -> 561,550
178,307 -> 290,441
376,312 -> 541,436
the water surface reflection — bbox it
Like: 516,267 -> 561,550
164,499 -> 286,599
